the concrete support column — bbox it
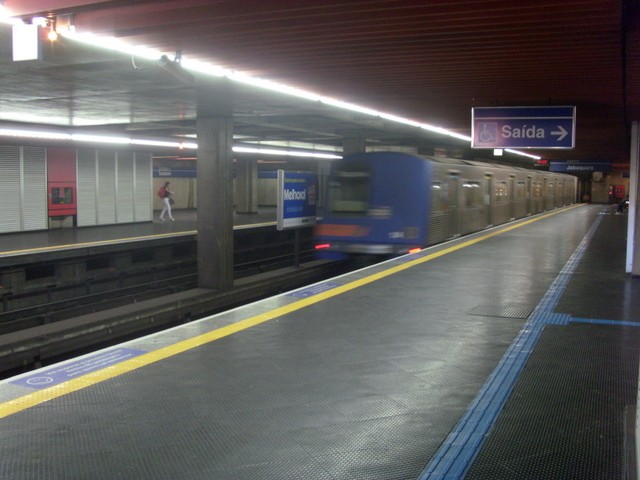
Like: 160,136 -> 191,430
342,136 -> 366,155
196,81 -> 234,290
235,158 -> 258,214
628,121 -> 639,275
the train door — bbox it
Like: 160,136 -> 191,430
484,174 -> 492,227
509,175 -> 516,220
447,172 -> 461,237
526,176 -> 533,215
547,181 -> 555,210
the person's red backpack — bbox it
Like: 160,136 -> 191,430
157,186 -> 166,199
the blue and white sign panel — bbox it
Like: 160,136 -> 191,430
550,162 -> 612,173
10,348 -> 146,390
277,170 -> 318,230
472,106 -> 576,149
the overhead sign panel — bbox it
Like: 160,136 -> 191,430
550,161 -> 612,173
472,106 -> 575,149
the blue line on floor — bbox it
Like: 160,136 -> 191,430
570,317 -> 640,327
418,214 -> 603,480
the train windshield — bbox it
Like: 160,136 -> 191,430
328,166 -> 370,215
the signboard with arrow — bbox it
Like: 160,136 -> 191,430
472,106 -> 575,149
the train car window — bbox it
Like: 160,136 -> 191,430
431,182 -> 448,212
463,181 -> 482,207
495,181 -> 508,203
328,169 -> 370,214
533,182 -> 543,199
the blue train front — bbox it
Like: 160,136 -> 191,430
315,152 -> 432,258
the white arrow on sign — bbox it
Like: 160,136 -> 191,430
551,125 -> 568,141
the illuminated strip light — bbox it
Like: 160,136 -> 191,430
131,138 -> 197,149
420,123 -> 473,142
504,148 -> 541,160
0,127 -> 195,149
0,127 -> 338,158
57,28 -> 536,157
70,133 -> 130,144
0,128 -> 71,141
62,30 -> 160,61
320,98 -> 381,117
233,146 -> 341,159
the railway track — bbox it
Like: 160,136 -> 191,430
0,253 -> 375,380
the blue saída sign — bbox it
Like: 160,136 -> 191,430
472,106 -> 576,149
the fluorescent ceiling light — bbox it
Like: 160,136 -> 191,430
51,22 -> 535,158
0,128 -> 71,141
70,133 -> 130,144
378,113 -> 422,128
131,138 -> 198,149
319,98 -> 380,117
233,146 -> 341,159
504,148 -> 541,160
0,126 -> 338,158
62,30 -> 161,61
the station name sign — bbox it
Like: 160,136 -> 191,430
550,161 -> 611,173
472,106 -> 575,149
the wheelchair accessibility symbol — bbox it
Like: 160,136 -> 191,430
478,122 -> 497,143
26,376 -> 54,386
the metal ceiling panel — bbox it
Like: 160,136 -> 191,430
2,0 -> 639,163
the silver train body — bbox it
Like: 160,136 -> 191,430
314,152 -> 578,257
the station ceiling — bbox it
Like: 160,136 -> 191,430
1,0 -> 639,166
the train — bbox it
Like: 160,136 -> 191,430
313,151 -> 578,258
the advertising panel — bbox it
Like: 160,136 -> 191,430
276,170 -> 317,230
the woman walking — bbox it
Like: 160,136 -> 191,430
157,181 -> 175,221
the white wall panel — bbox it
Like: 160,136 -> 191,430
77,149 -> 97,226
21,146 -> 47,231
0,146 -> 22,233
117,151 -> 134,223
97,150 -> 116,224
134,152 -> 152,222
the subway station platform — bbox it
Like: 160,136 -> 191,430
0,203 -> 638,479
0,208 -> 276,258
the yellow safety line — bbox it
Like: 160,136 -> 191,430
0,231 -> 197,257
0,221 -> 276,257
0,204 -> 582,419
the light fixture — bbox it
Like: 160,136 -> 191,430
30,16 -> 48,27
47,27 -> 58,42
158,54 -> 195,85
49,25 -> 539,159
0,126 -> 340,159
504,148 -> 541,160
233,146 -> 341,159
